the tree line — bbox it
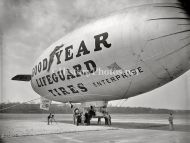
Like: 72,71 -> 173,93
0,103 -> 189,114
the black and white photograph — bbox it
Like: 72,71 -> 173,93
0,0 -> 190,142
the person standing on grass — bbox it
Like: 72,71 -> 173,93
47,113 -> 52,125
168,112 -> 174,130
50,114 -> 56,124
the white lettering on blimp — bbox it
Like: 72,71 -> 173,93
32,32 -> 111,77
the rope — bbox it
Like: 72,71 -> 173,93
0,97 -> 41,111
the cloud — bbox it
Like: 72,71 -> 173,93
0,0 -> 31,33
1,0 -> 77,103
2,0 -> 72,65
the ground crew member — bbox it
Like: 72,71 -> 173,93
89,106 -> 95,118
168,113 -> 174,130
50,114 -> 56,124
47,113 -> 52,125
73,108 -> 80,125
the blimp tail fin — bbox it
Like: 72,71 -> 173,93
11,74 -> 31,81
178,0 -> 190,17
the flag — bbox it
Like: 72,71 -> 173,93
40,97 -> 52,111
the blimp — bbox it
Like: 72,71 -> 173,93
12,0 -> 190,122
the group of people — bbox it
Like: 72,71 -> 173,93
97,108 -> 111,125
47,113 -> 56,125
47,109 -> 173,130
73,106 -> 95,126
73,106 -> 111,126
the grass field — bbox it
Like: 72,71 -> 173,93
0,113 -> 190,143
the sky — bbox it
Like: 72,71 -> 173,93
0,0 -> 190,110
